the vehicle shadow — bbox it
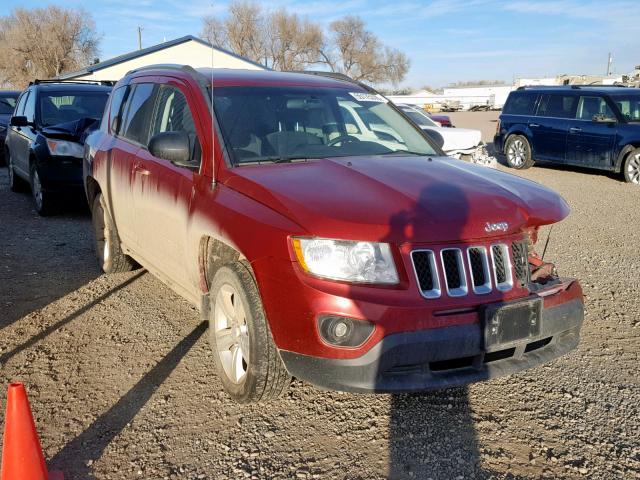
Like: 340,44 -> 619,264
0,168 -> 100,329
48,321 -> 208,478
493,152 -> 624,182
373,172 -> 516,479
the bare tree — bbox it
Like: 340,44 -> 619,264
202,1 -> 266,65
266,10 -> 323,71
321,16 -> 409,85
0,6 -> 99,88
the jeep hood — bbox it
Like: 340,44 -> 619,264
224,156 -> 569,244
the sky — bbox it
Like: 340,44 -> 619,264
4,0 -> 640,88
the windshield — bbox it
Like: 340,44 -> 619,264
212,86 -> 437,165
611,94 -> 640,122
401,107 -> 438,128
0,94 -> 18,115
39,91 -> 110,127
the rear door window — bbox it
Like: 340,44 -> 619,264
104,86 -> 129,133
536,94 -> 578,119
121,83 -> 157,146
575,96 -> 615,120
503,92 -> 537,115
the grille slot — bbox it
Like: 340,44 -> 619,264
440,249 -> 468,297
467,247 -> 492,294
511,240 -> 530,286
411,250 -> 441,298
491,244 -> 513,291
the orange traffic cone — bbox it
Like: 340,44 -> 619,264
1,383 -> 63,480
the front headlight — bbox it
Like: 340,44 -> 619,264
46,139 -> 84,158
292,237 -> 399,284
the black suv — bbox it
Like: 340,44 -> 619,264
494,86 -> 640,184
5,81 -> 112,214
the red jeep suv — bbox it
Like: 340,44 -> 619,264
84,65 -> 584,403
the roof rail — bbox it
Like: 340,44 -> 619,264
291,70 -> 377,93
31,79 -> 116,87
517,84 -> 627,90
126,63 -> 201,76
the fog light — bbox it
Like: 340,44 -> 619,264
318,315 -> 374,348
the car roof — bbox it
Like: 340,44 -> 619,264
127,65 -> 365,90
0,90 -> 20,96
515,86 -> 634,95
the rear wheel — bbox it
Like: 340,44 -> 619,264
623,148 -> 640,185
505,135 -> 534,169
91,193 -> 136,273
208,263 -> 290,403
30,165 -> 56,216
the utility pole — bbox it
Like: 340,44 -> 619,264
138,26 -> 143,50
607,52 -> 613,76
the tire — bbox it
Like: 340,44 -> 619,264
622,148 -> 640,185
505,134 -> 535,169
91,193 -> 136,273
6,151 -> 27,193
208,263 -> 290,403
30,164 -> 56,216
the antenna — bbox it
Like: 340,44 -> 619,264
210,3 -> 216,186
541,225 -> 553,261
137,26 -> 143,50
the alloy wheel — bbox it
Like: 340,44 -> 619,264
213,283 -> 250,384
32,169 -> 43,211
507,139 -> 526,167
627,153 -> 640,185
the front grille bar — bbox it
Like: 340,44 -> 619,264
412,242 -> 516,299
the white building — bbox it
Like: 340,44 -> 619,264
388,85 -> 513,110
59,35 -> 265,82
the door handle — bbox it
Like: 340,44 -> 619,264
529,123 -> 540,128
569,127 -> 582,133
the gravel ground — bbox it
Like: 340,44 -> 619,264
1,115 -> 639,479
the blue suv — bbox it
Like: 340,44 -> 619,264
494,86 -> 640,184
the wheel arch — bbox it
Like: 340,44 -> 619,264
198,236 -> 253,295
615,143 -> 640,173
85,176 -> 102,212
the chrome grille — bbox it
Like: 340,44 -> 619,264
412,243 -> 515,298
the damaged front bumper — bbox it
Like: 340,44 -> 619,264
448,142 -> 498,168
280,281 -> 583,393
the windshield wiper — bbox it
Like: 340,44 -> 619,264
379,150 -> 427,156
236,155 -> 310,165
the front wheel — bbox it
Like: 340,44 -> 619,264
208,263 -> 290,403
505,135 -> 534,169
7,151 -> 27,193
91,193 -> 136,273
30,165 -> 56,216
623,148 -> 640,185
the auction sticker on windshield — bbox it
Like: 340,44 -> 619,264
349,92 -> 387,103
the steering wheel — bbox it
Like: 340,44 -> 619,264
327,134 -> 360,147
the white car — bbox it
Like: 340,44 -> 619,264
396,104 -> 497,167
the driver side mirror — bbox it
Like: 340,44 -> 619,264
10,116 -> 30,127
148,131 -> 194,167
592,113 -> 616,124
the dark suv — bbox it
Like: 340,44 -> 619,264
5,81 -> 111,214
495,86 -> 640,184
0,90 -> 20,164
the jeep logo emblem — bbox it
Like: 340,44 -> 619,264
485,222 -> 509,233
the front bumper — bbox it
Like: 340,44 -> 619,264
37,158 -> 84,191
280,297 -> 583,393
